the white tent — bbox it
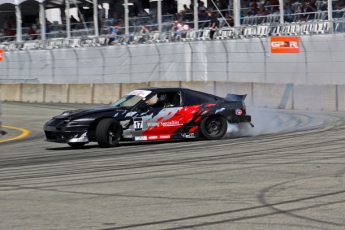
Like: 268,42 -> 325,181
0,0 -> 99,41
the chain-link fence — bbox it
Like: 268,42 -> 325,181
0,33 -> 344,85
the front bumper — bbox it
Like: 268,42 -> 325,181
44,130 -> 89,143
44,120 -> 89,144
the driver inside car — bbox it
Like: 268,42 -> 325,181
152,93 -> 177,108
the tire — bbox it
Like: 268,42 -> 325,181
68,143 -> 85,149
200,116 -> 228,140
96,118 -> 121,148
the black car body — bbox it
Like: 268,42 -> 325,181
44,87 -> 252,148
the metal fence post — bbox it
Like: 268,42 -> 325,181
26,50 -> 32,81
72,49 -> 79,83
125,45 -> 132,83
49,49 -> 55,83
187,41 -> 193,81
99,48 -> 105,84
259,37 -> 267,83
221,39 -> 229,82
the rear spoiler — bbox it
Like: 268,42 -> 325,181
225,94 -> 247,101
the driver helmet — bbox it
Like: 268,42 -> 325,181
158,93 -> 169,103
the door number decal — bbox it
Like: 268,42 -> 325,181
134,118 -> 143,130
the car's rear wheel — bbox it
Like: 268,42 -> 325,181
96,118 -> 121,148
68,143 -> 85,148
200,116 -> 227,140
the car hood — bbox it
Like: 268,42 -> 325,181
53,105 -> 129,119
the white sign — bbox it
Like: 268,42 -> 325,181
135,136 -> 147,141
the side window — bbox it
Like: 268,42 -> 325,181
146,94 -> 158,106
146,92 -> 182,108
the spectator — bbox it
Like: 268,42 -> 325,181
171,20 -> 181,40
35,25 -> 41,38
9,16 -> 15,29
225,12 -> 234,26
189,4 -> 194,12
28,26 -> 37,40
199,10 -> 210,28
179,21 -> 190,38
183,4 -> 191,13
9,29 -> 15,40
320,1 -> 328,11
208,11 -> 219,39
284,3 -> 294,22
296,3 -> 307,21
107,25 -> 118,45
139,24 -> 150,34
306,0 -> 317,20
139,24 -> 150,43
250,0 -> 259,15
0,29 -> 3,42
199,1 -> 207,11
258,5 -> 268,23
132,2 -> 139,17
3,17 -> 9,29
138,9 -> 149,17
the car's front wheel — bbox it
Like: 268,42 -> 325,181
200,116 -> 227,140
96,118 -> 121,148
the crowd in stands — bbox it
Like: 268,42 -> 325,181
1,0 -> 345,44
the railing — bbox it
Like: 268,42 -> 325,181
1,8 -> 344,43
1,19 -> 344,52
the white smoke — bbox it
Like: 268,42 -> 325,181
223,107 -> 283,139
227,122 -> 239,133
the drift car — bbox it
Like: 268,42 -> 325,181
44,87 -> 253,148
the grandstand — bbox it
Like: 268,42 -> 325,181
0,0 -> 344,51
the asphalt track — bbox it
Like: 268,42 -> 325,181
1,102 -> 345,230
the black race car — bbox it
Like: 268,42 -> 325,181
44,87 -> 253,148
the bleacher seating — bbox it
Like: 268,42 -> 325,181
0,16 -> 344,51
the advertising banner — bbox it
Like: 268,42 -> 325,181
0,49 -> 3,61
270,37 -> 300,53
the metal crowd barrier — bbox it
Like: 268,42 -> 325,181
0,19 -> 344,52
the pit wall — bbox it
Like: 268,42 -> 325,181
1,81 -> 345,112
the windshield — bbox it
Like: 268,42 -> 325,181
109,90 -> 152,107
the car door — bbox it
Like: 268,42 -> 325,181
131,92 -> 183,140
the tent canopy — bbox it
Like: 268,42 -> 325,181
0,0 -> 105,9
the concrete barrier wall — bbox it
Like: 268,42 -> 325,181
44,84 -> 69,103
21,84 -> 44,103
0,82 -> 343,112
0,84 -> 22,101
93,83 -> 121,104
294,85 -> 336,111
253,83 -> 294,109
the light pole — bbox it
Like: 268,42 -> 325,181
93,0 -> 99,36
194,0 -> 198,30
150,0 -> 162,32
122,0 -> 133,35
14,0 -> 22,42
